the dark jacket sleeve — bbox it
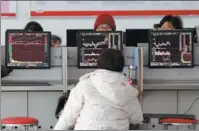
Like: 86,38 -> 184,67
1,65 -> 13,78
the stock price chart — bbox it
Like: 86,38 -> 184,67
149,30 -> 193,68
77,31 -> 122,68
6,32 -> 51,69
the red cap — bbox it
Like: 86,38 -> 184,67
94,14 -> 116,31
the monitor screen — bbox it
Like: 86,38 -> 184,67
66,29 -> 92,47
77,31 -> 122,68
125,29 -> 150,46
148,29 -> 194,68
5,30 -> 51,69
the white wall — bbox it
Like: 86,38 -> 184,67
1,1 -> 199,46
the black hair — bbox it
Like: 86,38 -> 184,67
159,15 -> 183,29
97,48 -> 124,72
51,35 -> 62,43
24,21 -> 43,32
55,91 -> 70,119
171,16 -> 183,29
159,15 -> 174,27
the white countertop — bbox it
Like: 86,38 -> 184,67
2,67 -> 63,82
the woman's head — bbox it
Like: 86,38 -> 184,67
97,48 -> 124,72
51,35 -> 62,47
94,14 -> 116,31
24,21 -> 43,32
159,15 -> 183,29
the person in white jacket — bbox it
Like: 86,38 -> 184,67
54,49 -> 143,130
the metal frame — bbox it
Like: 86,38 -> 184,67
2,123 -> 38,130
160,123 -> 196,130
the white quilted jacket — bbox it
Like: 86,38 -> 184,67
54,69 -> 143,130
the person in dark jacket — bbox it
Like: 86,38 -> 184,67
55,91 -> 70,119
55,91 -> 74,130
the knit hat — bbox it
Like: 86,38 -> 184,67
94,14 -> 116,31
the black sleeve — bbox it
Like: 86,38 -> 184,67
1,65 -> 13,78
55,91 -> 71,119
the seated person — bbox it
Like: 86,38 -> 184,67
94,13 -> 116,31
154,15 -> 183,29
54,48 -> 143,130
24,21 -> 43,32
51,35 -> 62,47
155,15 -> 198,42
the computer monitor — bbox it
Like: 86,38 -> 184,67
148,29 -> 194,68
66,29 -> 92,47
6,29 -> 24,32
125,29 -> 150,46
5,30 -> 51,69
77,31 -> 122,68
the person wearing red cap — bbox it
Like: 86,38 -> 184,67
94,14 -> 116,31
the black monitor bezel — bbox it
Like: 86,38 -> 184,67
125,29 -> 150,47
5,30 -> 51,69
148,29 -> 194,69
77,31 -> 123,69
66,29 -> 93,47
